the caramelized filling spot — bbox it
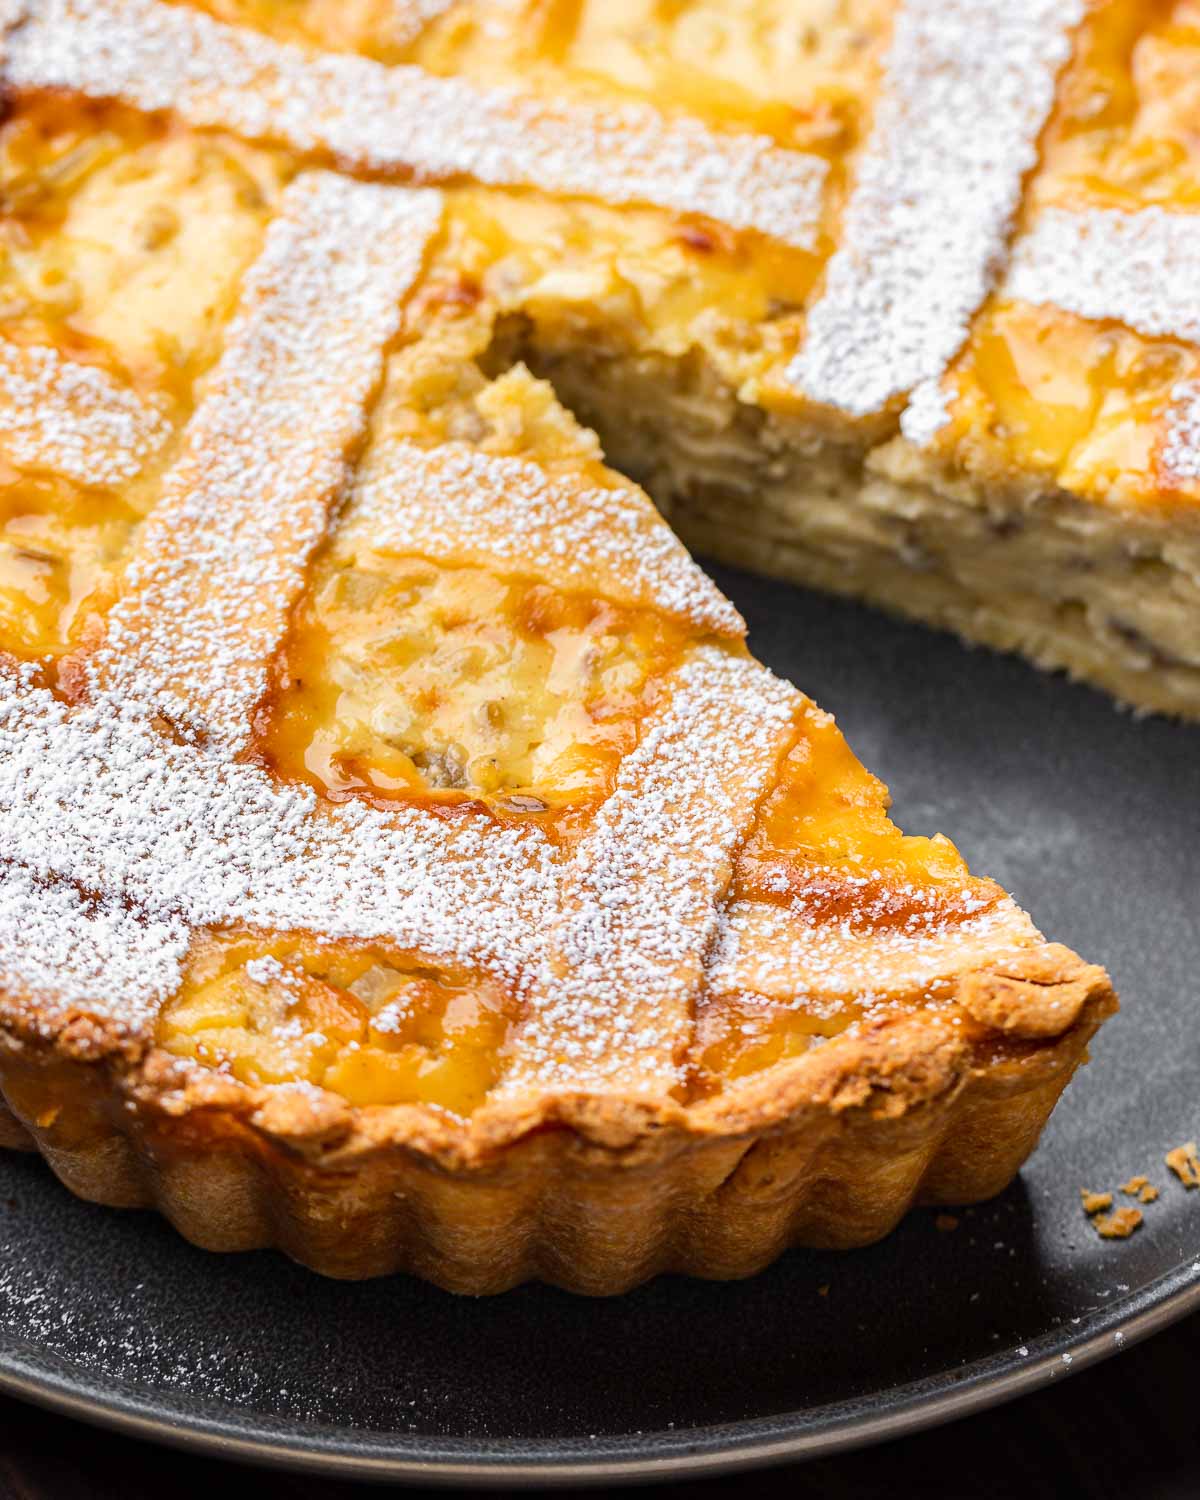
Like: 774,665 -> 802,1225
259,556 -> 687,827
690,994 -> 848,1091
159,931 -> 518,1117
0,469 -> 137,658
736,699 -> 995,920
939,300 -> 1195,505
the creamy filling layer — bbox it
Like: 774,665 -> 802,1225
513,334 -> 1200,717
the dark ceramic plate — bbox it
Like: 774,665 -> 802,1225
2,563 -> 1198,1486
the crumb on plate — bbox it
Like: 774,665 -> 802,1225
1166,1142 -> 1200,1188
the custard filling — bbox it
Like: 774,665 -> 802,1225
0,470 -> 139,658
0,97 -> 286,400
257,351 -> 693,824
260,555 -> 686,822
159,931 -> 518,1117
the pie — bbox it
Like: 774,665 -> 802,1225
0,0 -> 1126,1295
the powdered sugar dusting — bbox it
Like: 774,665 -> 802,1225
708,895 -> 1037,1015
0,3 -> 1050,1104
0,663 -> 558,1015
87,172 -> 442,754
502,647 -> 798,1095
1160,380 -> 1200,486
0,163 -> 557,1012
0,148 -> 780,1084
899,375 -> 954,448
349,437 -> 743,635
1006,205 -> 1200,346
788,0 -> 1083,415
3,0 -> 828,249
0,341 -> 170,487
0,859 -> 187,1028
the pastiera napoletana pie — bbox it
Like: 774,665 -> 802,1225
0,0 -> 1129,1292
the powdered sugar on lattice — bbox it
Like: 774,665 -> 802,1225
1160,381 -> 1200,487
898,375 -> 954,449
348,437 -> 743,635
0,858 -> 189,1024
0,342 -> 170,488
2,0 -> 828,249
0,682 -> 560,1036
1006,206 -> 1200,347
87,171 -> 443,755
707,897 -> 1037,1023
503,648 -> 799,1094
789,0 -> 1084,416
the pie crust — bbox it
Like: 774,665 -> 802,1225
0,945 -> 1112,1293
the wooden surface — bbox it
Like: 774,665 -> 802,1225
0,1310 -> 1195,1498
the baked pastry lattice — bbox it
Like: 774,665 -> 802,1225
0,0 -> 1119,1292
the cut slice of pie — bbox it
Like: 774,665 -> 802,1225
0,105 -> 1116,1287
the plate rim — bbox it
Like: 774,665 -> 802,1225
2,1258 -> 1197,1486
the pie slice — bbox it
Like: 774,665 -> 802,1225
0,113 -> 1116,1288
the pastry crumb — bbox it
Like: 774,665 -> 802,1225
935,1213 -> 960,1232
1093,1207 -> 1143,1240
1166,1142 -> 1200,1188
1074,1142 -> 1196,1249
1120,1175 -> 1159,1204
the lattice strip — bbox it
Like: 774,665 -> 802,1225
1006,206 -> 1200,347
85,171 -> 442,753
346,436 -> 743,635
1,0 -> 828,250
0,858 -> 188,1022
501,647 -> 798,1097
707,897 -> 1037,1010
0,341 -> 170,488
788,0 -> 1083,416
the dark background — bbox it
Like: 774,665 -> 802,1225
2,1310 -> 1198,1499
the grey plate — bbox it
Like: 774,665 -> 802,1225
1,563 -> 1198,1486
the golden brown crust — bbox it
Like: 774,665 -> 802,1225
957,943 -> 1113,1040
0,943 -> 1116,1292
